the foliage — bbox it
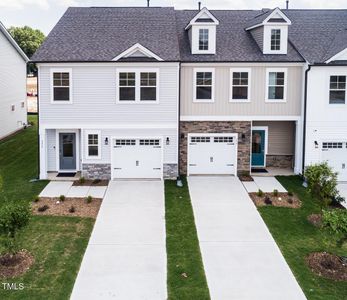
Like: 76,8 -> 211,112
59,195 -> 66,202
288,190 -> 294,197
273,189 -> 279,197
79,177 -> 85,184
86,195 -> 93,203
322,209 -> 347,247
257,189 -> 264,197
304,162 -> 340,209
69,206 -> 76,213
37,205 -> 49,212
0,203 -> 31,254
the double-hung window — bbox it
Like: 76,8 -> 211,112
266,69 -> 286,101
51,69 -> 71,102
117,70 -> 158,103
199,29 -> 209,51
270,29 -> 281,51
329,75 -> 346,104
230,69 -> 251,101
86,131 -> 100,159
194,69 -> 214,102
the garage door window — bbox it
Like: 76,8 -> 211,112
329,76 -> 346,104
191,136 -> 211,143
115,139 -> 136,146
322,142 -> 344,149
139,139 -> 160,146
86,132 -> 101,159
214,136 -> 234,143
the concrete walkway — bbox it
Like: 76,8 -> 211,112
243,176 -> 287,193
188,176 -> 306,300
71,181 -> 167,300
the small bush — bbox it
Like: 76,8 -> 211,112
92,179 -> 101,184
59,195 -> 65,202
37,205 -> 49,212
264,196 -> 272,205
79,177 -> 85,184
33,196 -> 40,203
287,198 -> 293,204
273,189 -> 279,197
86,195 -> 93,203
69,206 -> 76,213
257,189 -> 264,197
322,209 -> 347,247
288,191 -> 294,197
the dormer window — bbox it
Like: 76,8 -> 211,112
270,29 -> 281,50
199,29 -> 209,51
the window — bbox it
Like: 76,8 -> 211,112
86,132 -> 100,159
140,72 -> 157,101
199,29 -> 209,51
322,142 -> 344,149
231,69 -> 251,101
52,71 -> 71,102
194,69 -> 214,102
191,136 -> 211,143
119,72 -> 135,101
214,136 -> 234,143
270,29 -> 281,51
117,70 -> 158,103
11,104 -> 15,111
266,69 -> 286,101
329,75 -> 346,104
115,139 -> 136,146
139,139 -> 160,146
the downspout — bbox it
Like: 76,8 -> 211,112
177,62 -> 183,187
302,64 -> 311,175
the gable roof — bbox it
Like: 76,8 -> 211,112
245,8 -> 291,30
185,7 -> 219,30
0,21 -> 29,62
31,7 -> 180,62
112,43 -> 163,61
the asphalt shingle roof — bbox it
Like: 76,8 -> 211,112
32,7 -> 347,64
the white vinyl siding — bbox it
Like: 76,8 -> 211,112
46,129 -> 57,171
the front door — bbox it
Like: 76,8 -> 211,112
59,133 -> 76,170
252,130 -> 265,167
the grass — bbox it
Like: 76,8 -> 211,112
0,115 -> 95,299
165,178 -> 210,300
258,176 -> 347,300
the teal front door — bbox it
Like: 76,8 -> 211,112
252,130 -> 265,167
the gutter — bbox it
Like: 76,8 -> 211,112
302,64 -> 311,174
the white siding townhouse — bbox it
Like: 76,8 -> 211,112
31,6 -> 347,181
0,22 -> 29,140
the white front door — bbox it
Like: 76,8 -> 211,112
321,141 -> 347,182
188,134 -> 237,175
111,138 -> 162,179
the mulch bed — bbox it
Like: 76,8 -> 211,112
306,252 -> 347,281
72,179 -> 109,186
32,197 -> 102,218
0,250 -> 34,278
238,175 -> 254,182
249,192 -> 301,208
307,213 -> 323,227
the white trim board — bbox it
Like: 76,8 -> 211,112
185,7 -> 219,30
40,123 -> 177,130
325,47 -> 347,64
112,43 -> 163,61
180,116 -> 301,121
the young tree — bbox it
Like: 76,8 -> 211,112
0,203 -> 31,255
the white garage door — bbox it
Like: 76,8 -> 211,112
188,134 -> 237,175
321,142 -> 347,182
111,138 -> 162,179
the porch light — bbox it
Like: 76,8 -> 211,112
166,137 -> 170,145
105,137 -> 109,145
241,133 -> 246,141
314,141 -> 318,148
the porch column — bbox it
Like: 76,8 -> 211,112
39,128 -> 47,179
294,119 -> 303,174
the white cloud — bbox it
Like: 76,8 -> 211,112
0,0 -> 49,9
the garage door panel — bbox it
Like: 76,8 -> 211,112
321,141 -> 347,182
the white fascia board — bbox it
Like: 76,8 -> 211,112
263,8 -> 292,25
185,7 -> 219,30
180,115 -> 301,121
40,123 -> 178,130
325,47 -> 347,64
112,43 -> 163,61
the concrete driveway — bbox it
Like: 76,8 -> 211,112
71,181 -> 167,300
188,176 -> 306,300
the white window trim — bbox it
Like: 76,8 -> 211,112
328,74 -> 346,105
198,28 -> 209,51
229,68 -> 251,102
85,130 -> 101,160
265,68 -> 287,102
116,68 -> 159,104
193,68 -> 215,103
270,28 -> 281,51
50,68 -> 73,104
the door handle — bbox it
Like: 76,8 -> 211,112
342,163 -> 346,169
210,157 -> 214,163
136,160 -> 139,166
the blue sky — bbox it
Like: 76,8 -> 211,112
0,0 -> 346,35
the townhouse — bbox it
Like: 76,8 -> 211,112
31,6 -> 347,181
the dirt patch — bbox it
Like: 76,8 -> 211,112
0,250 -> 34,278
238,175 -> 254,182
249,192 -> 301,208
306,252 -> 347,282
32,197 -> 102,218
307,213 -> 323,227
72,179 -> 109,186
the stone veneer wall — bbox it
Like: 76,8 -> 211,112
180,121 -> 251,175
82,163 -> 178,180
266,155 -> 294,169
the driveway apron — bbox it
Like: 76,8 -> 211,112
188,176 -> 306,300
71,180 -> 167,300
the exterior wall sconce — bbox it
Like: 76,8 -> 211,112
105,137 -> 109,145
166,137 -> 170,145
314,141 -> 318,148
241,133 -> 246,141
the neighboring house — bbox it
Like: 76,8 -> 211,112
0,22 -> 29,140
32,6 -> 347,181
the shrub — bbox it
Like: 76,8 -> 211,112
257,189 -> 264,197
37,205 -> 49,212
322,209 -> 347,247
264,196 -> 272,205
288,191 -> 294,197
92,179 -> 101,184
273,189 -> 279,197
0,203 -> 31,254
79,177 -> 85,184
69,206 -> 76,213
305,162 -> 340,209
33,196 -> 40,203
287,198 -> 293,204
86,195 -> 93,203
59,195 -> 65,202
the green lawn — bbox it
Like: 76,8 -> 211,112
0,115 -> 94,299
165,178 -> 210,300
258,176 -> 347,300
